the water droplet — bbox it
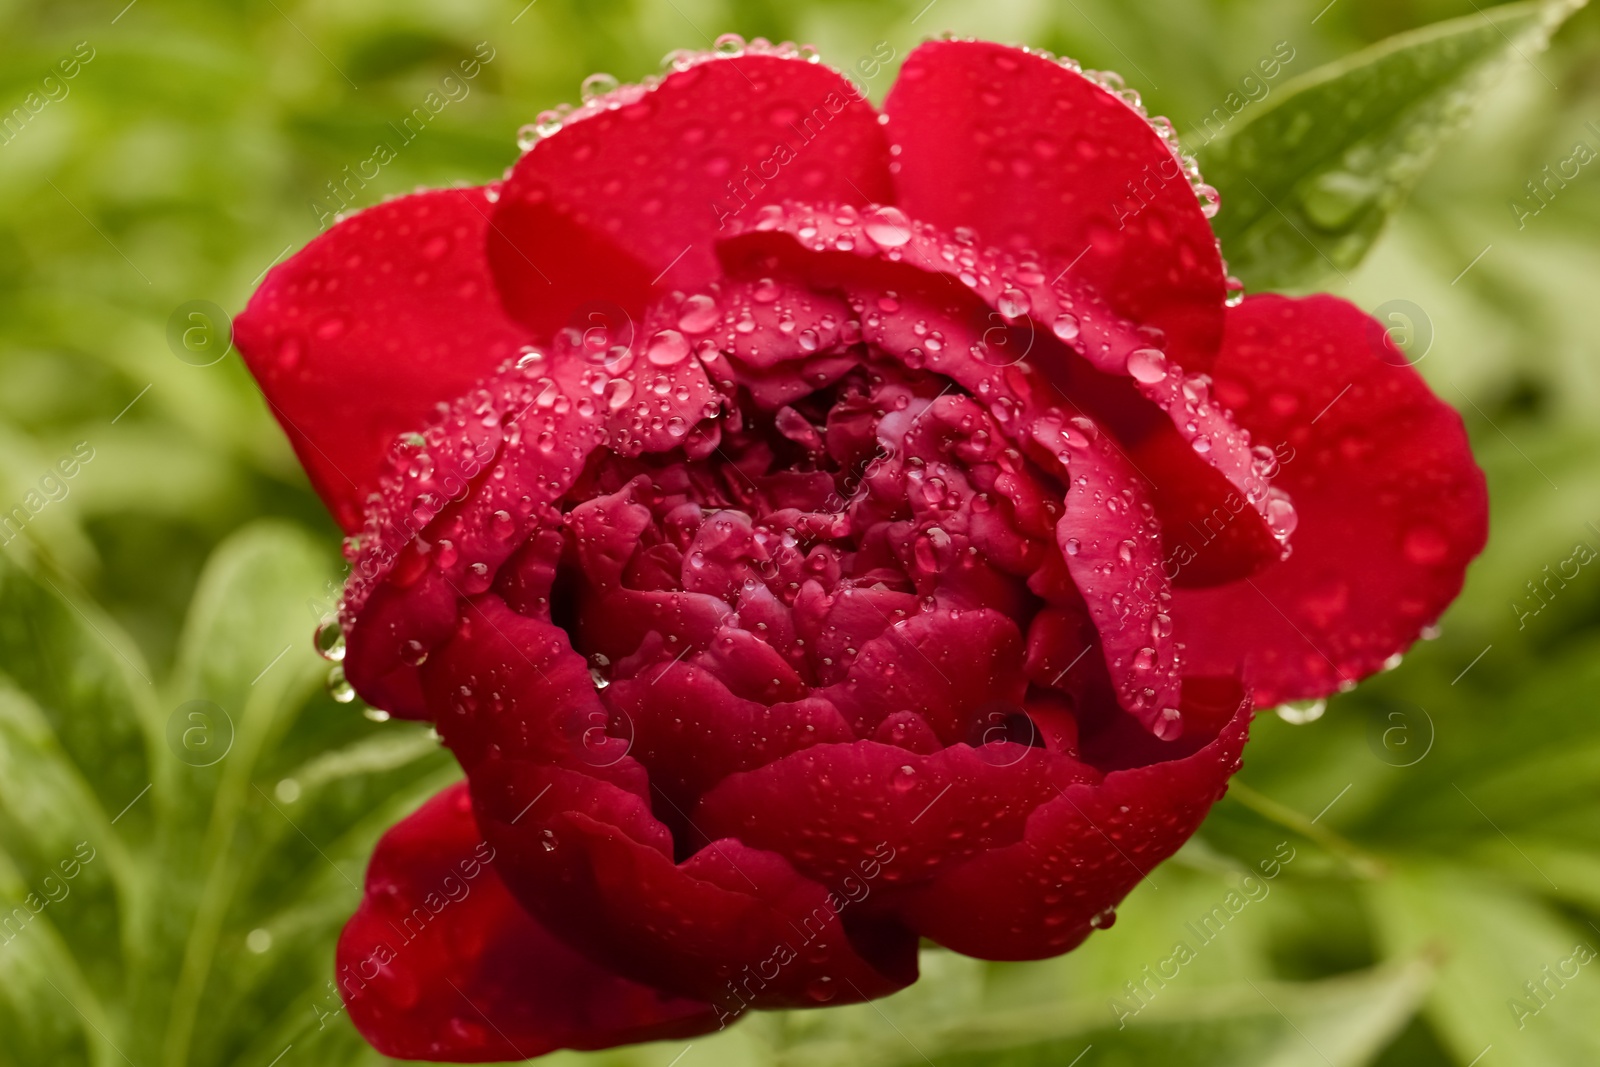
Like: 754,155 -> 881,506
805,976 -> 837,1002
1089,905 -> 1117,929
677,294 -> 721,333
714,32 -> 745,55
327,665 -> 355,703
1195,183 -> 1221,219
1265,492 -> 1297,537
1126,347 -> 1167,384
1052,313 -> 1080,342
605,377 -> 635,411
580,72 -> 620,102
1275,698 -> 1326,725
997,287 -> 1030,319
314,617 -> 346,662
646,329 -> 690,366
864,206 -> 912,247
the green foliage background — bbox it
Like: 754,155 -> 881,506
1,0 -> 1598,1064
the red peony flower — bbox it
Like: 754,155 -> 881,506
235,37 -> 1487,1061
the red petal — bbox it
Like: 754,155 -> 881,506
715,207 -> 1281,585
694,740 -> 1097,895
490,51 -> 893,336
1175,295 -> 1488,705
469,759 -> 919,1012
337,782 -> 718,1062
883,40 -> 1226,373
235,187 -> 531,531
340,354 -> 609,717
899,684 -> 1252,959
602,662 -> 853,814
820,607 -> 1026,743
1035,416 -> 1183,737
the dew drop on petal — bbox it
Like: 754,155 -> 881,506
864,206 -> 912,248
677,294 -> 721,333
580,72 -> 620,102
647,329 -> 691,366
1126,348 -> 1168,384
998,287 -> 1030,319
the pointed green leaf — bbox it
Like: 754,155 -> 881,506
1198,0 -> 1584,290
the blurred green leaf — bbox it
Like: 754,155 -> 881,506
1369,863 -> 1600,1067
767,957 -> 1432,1067
0,523 -> 456,1066
1200,0 -> 1584,290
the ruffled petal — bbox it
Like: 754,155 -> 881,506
883,40 -> 1226,373
714,205 -> 1281,581
490,50 -> 893,336
694,740 -> 1098,894
235,187 -> 532,531
468,759 -> 920,1013
337,782 -> 719,1062
341,354 -> 608,717
819,607 -> 1026,743
1174,295 -> 1488,706
899,681 -> 1252,959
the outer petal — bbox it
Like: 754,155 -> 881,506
489,50 -> 893,336
235,187 -> 531,531
337,783 -> 718,1062
1174,295 -> 1488,706
469,760 -> 920,1012
694,741 -> 1098,895
899,681 -> 1252,959
883,40 -> 1227,373
342,354 -> 608,718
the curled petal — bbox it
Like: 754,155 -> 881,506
338,782 -> 719,1062
470,760 -> 920,1012
1174,295 -> 1488,705
899,681 -> 1252,959
694,740 -> 1099,895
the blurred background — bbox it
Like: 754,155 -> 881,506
1,0 -> 1598,1064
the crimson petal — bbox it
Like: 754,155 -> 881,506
1174,295 -> 1488,705
900,683 -> 1252,959
883,40 -> 1227,374
469,760 -> 920,1012
490,50 -> 893,336
337,782 -> 719,1062
235,187 -> 532,531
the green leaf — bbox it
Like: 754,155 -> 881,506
770,958 -> 1431,1067
1197,0 -> 1584,291
1368,862 -> 1600,1067
0,523 -> 456,1066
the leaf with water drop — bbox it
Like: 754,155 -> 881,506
1199,0 -> 1585,290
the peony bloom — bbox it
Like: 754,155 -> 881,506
235,37 -> 1487,1061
